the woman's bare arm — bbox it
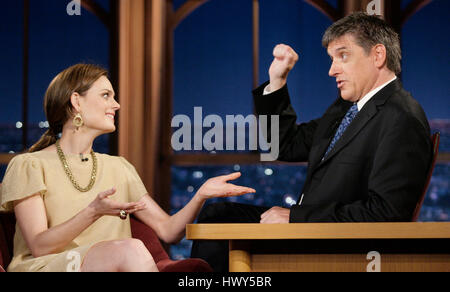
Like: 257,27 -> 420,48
134,172 -> 255,244
14,188 -> 145,258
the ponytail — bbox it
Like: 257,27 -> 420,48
28,129 -> 58,153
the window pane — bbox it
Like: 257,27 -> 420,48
173,0 -> 187,11
0,126 -> 22,154
402,0 -> 450,153
95,0 -> 111,12
0,164 -> 7,182
170,164 -> 307,259
0,0 -> 23,153
260,0 -> 335,123
172,0 -> 337,154
173,0 -> 253,153
327,0 -> 338,9
419,163 -> 450,221
26,1 -> 111,152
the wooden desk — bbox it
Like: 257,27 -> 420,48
186,222 -> 450,272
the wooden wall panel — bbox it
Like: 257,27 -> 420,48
118,0 -> 146,177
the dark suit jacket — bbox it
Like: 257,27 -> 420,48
253,79 -> 432,222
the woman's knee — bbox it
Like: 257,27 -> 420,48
116,239 -> 153,260
82,239 -> 157,272
118,238 -> 146,252
118,239 -> 158,271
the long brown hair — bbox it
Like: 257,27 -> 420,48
29,64 -> 108,153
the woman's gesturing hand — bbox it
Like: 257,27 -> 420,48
195,172 -> 256,201
87,188 -> 146,219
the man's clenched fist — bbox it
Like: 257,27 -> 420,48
268,44 -> 299,92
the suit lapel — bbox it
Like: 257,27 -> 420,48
314,79 -> 401,168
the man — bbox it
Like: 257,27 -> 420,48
191,12 -> 432,272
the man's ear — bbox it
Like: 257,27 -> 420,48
70,92 -> 82,113
373,44 -> 387,69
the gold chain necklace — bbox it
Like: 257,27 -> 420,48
56,140 -> 97,192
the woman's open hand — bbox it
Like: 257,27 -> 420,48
87,188 -> 146,220
195,172 -> 256,201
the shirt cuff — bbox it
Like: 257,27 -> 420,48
263,84 -> 272,95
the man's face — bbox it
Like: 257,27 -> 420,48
327,34 -> 378,102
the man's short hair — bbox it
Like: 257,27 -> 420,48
322,12 -> 402,75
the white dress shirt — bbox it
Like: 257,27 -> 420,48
356,76 -> 397,111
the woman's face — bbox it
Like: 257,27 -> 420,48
76,76 -> 120,134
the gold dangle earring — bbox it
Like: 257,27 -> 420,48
73,113 -> 84,130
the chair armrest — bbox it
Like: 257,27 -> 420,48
130,216 -> 170,263
0,212 -> 15,270
130,217 -> 213,272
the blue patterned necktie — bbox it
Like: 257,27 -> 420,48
323,103 -> 359,160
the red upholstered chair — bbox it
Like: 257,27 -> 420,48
129,215 -> 212,272
0,210 -> 212,272
411,132 -> 440,222
0,211 -> 15,272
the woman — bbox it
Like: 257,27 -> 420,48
0,64 -> 256,272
